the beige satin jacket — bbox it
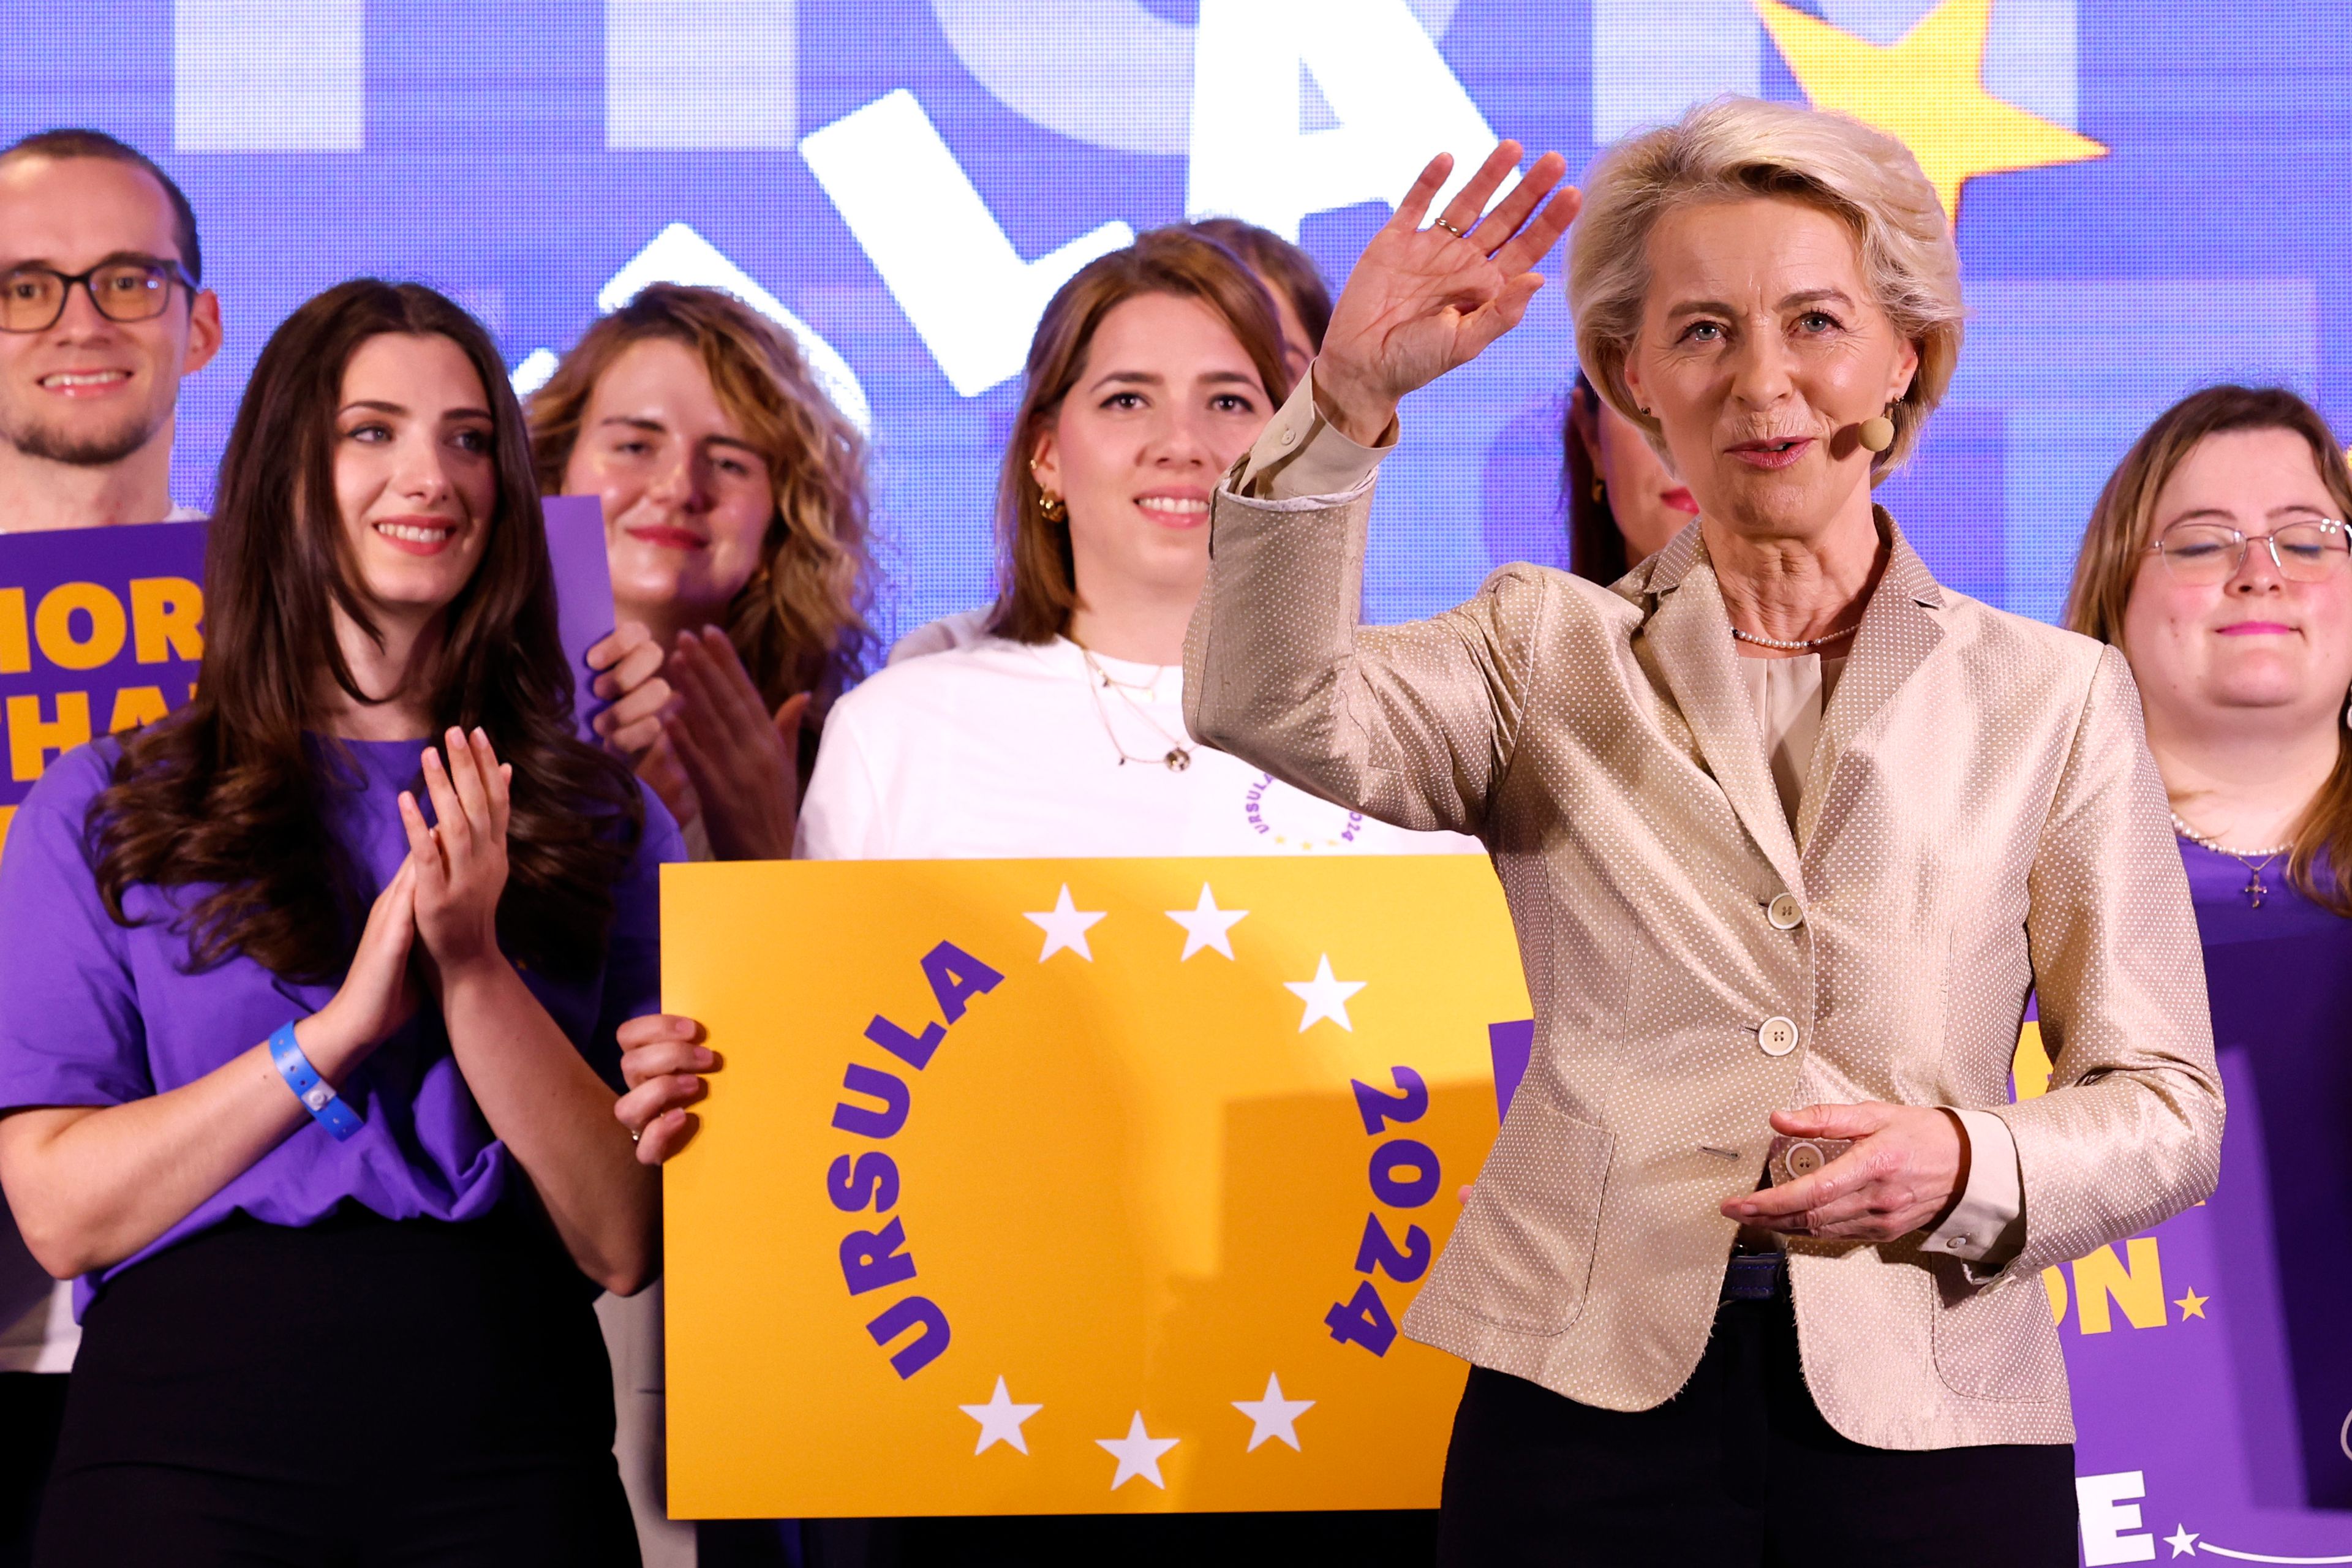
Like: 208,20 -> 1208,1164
1185,478 -> 2222,1451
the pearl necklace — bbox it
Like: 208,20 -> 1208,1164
1728,622 -> 1861,653
2170,811 -> 2291,908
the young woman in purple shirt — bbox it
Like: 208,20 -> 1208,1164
0,279 -> 680,1564
2067,384 -> 2352,1512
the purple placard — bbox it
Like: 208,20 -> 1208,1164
543,494 -> 616,725
0,503 -> 615,837
0,518 -> 208,815
2062,1046 -> 2352,1562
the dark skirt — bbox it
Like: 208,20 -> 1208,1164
35,1202 -> 638,1568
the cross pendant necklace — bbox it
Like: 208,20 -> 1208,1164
2169,812 -> 2290,909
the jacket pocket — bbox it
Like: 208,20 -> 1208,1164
1929,1261 -> 2068,1401
1444,1085 -> 1615,1335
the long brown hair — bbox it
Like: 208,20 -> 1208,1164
988,227 -> 1292,644
1185,217 -> 1333,353
1562,371 -> 1632,584
93,279 -> 643,984
528,284 -> 873,712
2065,383 -> 2352,915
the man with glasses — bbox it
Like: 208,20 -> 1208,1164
0,128 -> 219,532
0,127 -> 217,1564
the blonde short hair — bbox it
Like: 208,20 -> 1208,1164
1569,96 -> 1964,478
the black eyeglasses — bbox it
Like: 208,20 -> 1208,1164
0,257 -> 200,333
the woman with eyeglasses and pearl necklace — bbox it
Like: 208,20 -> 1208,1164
2065,383 -> 2352,1515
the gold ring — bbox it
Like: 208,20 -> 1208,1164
630,1127 -> 642,1144
1431,218 -> 1466,238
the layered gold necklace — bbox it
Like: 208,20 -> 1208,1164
1079,647 -> 1193,772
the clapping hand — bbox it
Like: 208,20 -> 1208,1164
665,627 -> 807,862
396,727 -> 513,980
294,858 -> 420,1077
634,729 -> 697,836
1314,141 -> 1581,446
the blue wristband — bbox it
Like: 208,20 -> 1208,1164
268,1021 -> 364,1142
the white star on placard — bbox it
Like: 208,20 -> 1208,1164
1023,884 -> 1106,962
1285,954 -> 1366,1032
2163,1525 -> 2199,1558
957,1376 -> 1043,1455
1166,883 -> 1249,960
1096,1411 -> 1180,1490
1232,1372 -> 1315,1452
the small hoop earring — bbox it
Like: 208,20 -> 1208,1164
1858,403 -> 1898,454
1027,458 -> 1069,522
1591,478 -> 1607,503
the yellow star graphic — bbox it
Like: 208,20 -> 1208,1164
2174,1286 -> 2209,1320
1753,0 -> 2108,225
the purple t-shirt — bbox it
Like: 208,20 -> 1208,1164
2178,837 -> 2352,1510
0,736 -> 682,1311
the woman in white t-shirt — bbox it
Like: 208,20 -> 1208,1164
622,226 -> 1468,1566
797,225 -> 1474,864
802,631 -> 1471,859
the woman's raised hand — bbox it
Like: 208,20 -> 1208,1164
586,624 -> 677,758
397,727 -> 513,978
1314,141 -> 1581,446
295,857 -> 420,1077
614,1013 -> 715,1166
666,627 -> 805,862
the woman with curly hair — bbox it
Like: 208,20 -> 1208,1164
529,282 -> 875,1564
532,282 -> 875,864
0,279 -> 677,1564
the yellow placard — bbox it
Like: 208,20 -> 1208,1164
661,855 -> 1529,1518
